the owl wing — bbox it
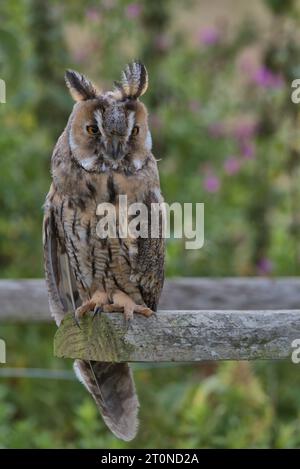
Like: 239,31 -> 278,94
43,187 -> 79,325
134,191 -> 165,311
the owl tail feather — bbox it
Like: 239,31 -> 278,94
74,359 -> 139,441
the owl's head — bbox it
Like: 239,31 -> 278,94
65,62 -> 152,172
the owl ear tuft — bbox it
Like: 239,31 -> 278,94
65,70 -> 99,101
114,61 -> 148,100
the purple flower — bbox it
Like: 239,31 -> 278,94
198,26 -> 220,46
125,3 -> 142,19
240,141 -> 255,159
203,173 -> 220,193
252,66 -> 283,89
224,157 -> 241,175
85,7 -> 102,22
208,122 -> 225,139
232,120 -> 257,141
257,257 -> 273,275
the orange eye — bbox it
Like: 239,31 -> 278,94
86,125 -> 99,135
131,125 -> 139,136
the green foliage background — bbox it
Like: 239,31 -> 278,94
1,0 -> 300,448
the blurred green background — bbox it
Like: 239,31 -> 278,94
1,0 -> 300,448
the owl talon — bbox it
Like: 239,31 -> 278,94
102,290 -> 153,321
74,303 -> 91,323
75,291 -> 108,322
133,305 -> 153,317
124,306 -> 134,323
103,304 -> 124,313
92,306 -> 103,319
73,314 -> 82,329
123,304 -> 134,331
124,316 -> 134,332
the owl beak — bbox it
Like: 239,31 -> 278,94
107,136 -> 123,160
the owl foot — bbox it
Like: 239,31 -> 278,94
103,290 -> 153,323
75,291 -> 108,323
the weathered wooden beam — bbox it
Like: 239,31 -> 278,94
0,279 -> 49,321
54,310 -> 300,362
2,278 -> 300,321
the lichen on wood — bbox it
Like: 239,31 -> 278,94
54,313 -> 135,362
54,309 -> 300,362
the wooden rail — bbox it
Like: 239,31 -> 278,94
54,310 -> 300,362
1,277 -> 300,321
1,278 -> 300,362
